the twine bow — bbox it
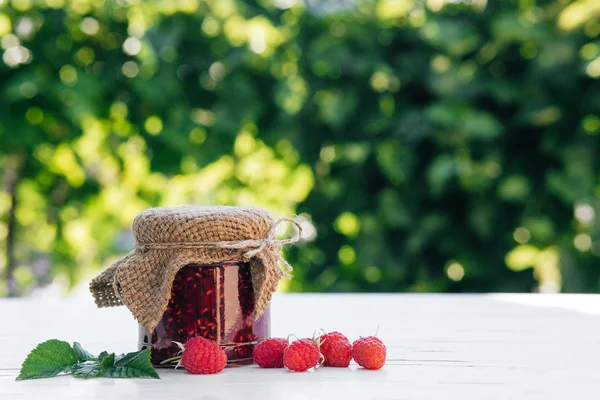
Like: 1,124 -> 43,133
134,217 -> 303,277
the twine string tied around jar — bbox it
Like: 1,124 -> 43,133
133,217 -> 303,277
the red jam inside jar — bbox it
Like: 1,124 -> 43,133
138,261 -> 270,366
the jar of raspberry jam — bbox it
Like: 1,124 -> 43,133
89,206 -> 300,369
139,261 -> 270,366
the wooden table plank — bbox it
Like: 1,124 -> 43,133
1,294 -> 599,399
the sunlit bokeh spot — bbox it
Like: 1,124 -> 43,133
202,17 -> 220,36
11,0 -> 32,12
209,61 -> 225,81
76,47 -> 95,65
249,36 -> 267,54
1,33 -> 19,49
274,0 -> 298,9
586,57 -> 600,78
276,76 -> 308,115
445,261 -> 465,282
45,0 -> 64,7
122,37 -> 141,56
80,17 -> 99,35
338,245 -> 356,265
497,175 -> 530,201
191,108 -> 215,126
574,203 -> 595,224
25,107 -> 43,124
363,265 -> 382,283
574,234 -> 592,252
584,19 -> 600,37
431,54 -> 451,73
110,102 -> 128,119
505,244 -> 539,272
580,43 -> 598,60
49,144 -> 86,186
189,127 -> 207,145
513,227 -> 531,244
14,266 -> 34,287
0,13 -> 11,36
234,130 -> 256,157
178,0 -> 200,14
320,145 -> 336,163
427,0 -> 445,12
59,65 -> 77,85
121,61 -> 139,78
15,16 -> 34,39
377,0 -> 413,21
3,45 -> 31,67
582,115 -> 600,135
19,81 -> 37,98
334,212 -> 360,237
533,247 -> 561,293
144,116 -> 163,135
557,0 -> 600,31
370,70 -> 392,92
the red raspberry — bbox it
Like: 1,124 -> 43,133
352,336 -> 386,370
283,338 -> 321,372
253,338 -> 288,368
320,331 -> 352,367
181,337 -> 227,374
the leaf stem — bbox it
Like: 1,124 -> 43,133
159,355 -> 182,365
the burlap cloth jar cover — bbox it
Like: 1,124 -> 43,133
90,206 -> 301,332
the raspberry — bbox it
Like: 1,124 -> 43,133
253,338 -> 288,368
320,331 -> 352,367
283,338 -> 321,372
181,337 -> 227,374
352,336 -> 386,370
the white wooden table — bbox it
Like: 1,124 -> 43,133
2,293 -> 600,399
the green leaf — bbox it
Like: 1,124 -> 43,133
100,353 -> 116,370
463,112 -> 502,140
97,351 -> 109,361
427,155 -> 456,195
71,362 -> 103,379
72,350 -> 159,379
17,340 -> 78,381
73,342 -> 94,362
497,175 -> 530,201
106,349 -> 159,379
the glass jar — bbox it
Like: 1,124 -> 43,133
138,261 -> 270,367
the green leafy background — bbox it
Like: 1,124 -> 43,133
1,0 -> 599,296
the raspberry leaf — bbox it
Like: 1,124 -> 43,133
103,349 -> 159,379
17,342 -> 159,380
16,340 -> 78,381
73,342 -> 95,362
100,353 -> 116,369
71,362 -> 103,379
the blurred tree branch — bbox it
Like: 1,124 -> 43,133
3,153 -> 24,297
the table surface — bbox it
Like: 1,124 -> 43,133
2,293 -> 599,399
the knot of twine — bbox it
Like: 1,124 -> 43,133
134,217 -> 303,277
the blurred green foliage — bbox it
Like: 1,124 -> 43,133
0,0 -> 599,296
